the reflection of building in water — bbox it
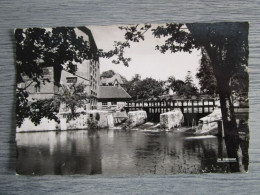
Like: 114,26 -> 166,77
16,131 -> 101,175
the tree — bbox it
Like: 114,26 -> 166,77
178,84 -> 198,99
16,90 -> 59,127
123,74 -> 141,99
136,78 -> 165,99
196,49 -> 217,95
186,23 -> 248,137
100,70 -> 116,78
165,74 -> 198,98
100,69 -> 128,83
56,83 -> 89,121
124,75 -> 164,100
15,27 -> 97,126
165,76 -> 185,94
185,71 -> 193,85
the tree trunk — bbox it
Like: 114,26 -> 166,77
217,76 -> 240,172
216,78 -> 238,137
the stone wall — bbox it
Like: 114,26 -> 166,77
160,109 -> 184,130
59,110 -> 114,130
128,110 -> 147,128
195,108 -> 222,135
17,110 -> 114,132
86,110 -> 114,129
16,117 -> 60,132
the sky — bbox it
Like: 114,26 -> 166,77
86,24 -> 202,87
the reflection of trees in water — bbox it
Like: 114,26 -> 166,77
134,133 -> 167,174
222,120 -> 249,173
16,126 -> 249,175
16,130 -> 102,175
133,130 -> 249,174
133,133 -> 206,174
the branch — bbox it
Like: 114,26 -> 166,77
99,24 -> 152,66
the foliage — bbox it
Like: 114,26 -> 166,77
29,99 -> 60,125
100,69 -> 128,83
185,71 -> 193,85
87,118 -> 98,129
98,24 -> 151,66
165,76 -> 185,94
100,70 -> 116,78
16,90 -> 59,127
196,48 -> 248,98
95,113 -> 100,121
165,74 -> 198,98
15,27 -> 95,126
178,84 -> 198,99
124,75 -> 164,100
16,90 -> 30,127
15,27 -> 94,85
56,83 -> 89,121
196,49 -> 217,95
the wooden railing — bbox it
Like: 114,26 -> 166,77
125,99 -> 218,114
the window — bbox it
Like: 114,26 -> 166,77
66,77 -> 77,83
111,101 -> 117,105
102,102 -> 107,106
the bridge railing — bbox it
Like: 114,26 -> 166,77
125,99 -> 218,114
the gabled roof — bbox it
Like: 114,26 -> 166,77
100,73 -> 124,85
98,86 -> 131,100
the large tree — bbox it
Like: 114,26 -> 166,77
15,27 -> 97,127
186,23 -> 248,137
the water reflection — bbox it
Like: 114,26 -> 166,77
16,128 -> 249,175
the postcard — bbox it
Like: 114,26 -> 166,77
15,22 -> 249,175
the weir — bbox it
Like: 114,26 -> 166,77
125,99 -> 217,125
125,99 -> 248,125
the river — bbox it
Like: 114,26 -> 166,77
15,126 -> 249,175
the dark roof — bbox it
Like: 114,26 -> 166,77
98,86 -> 131,100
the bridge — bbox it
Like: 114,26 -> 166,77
125,99 -> 248,125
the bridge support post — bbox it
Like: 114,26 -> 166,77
218,120 -> 225,138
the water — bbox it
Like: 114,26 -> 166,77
15,128 -> 249,175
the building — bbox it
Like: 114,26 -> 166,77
59,58 -> 100,110
18,66 -> 59,101
100,73 -> 124,86
97,85 -> 131,110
